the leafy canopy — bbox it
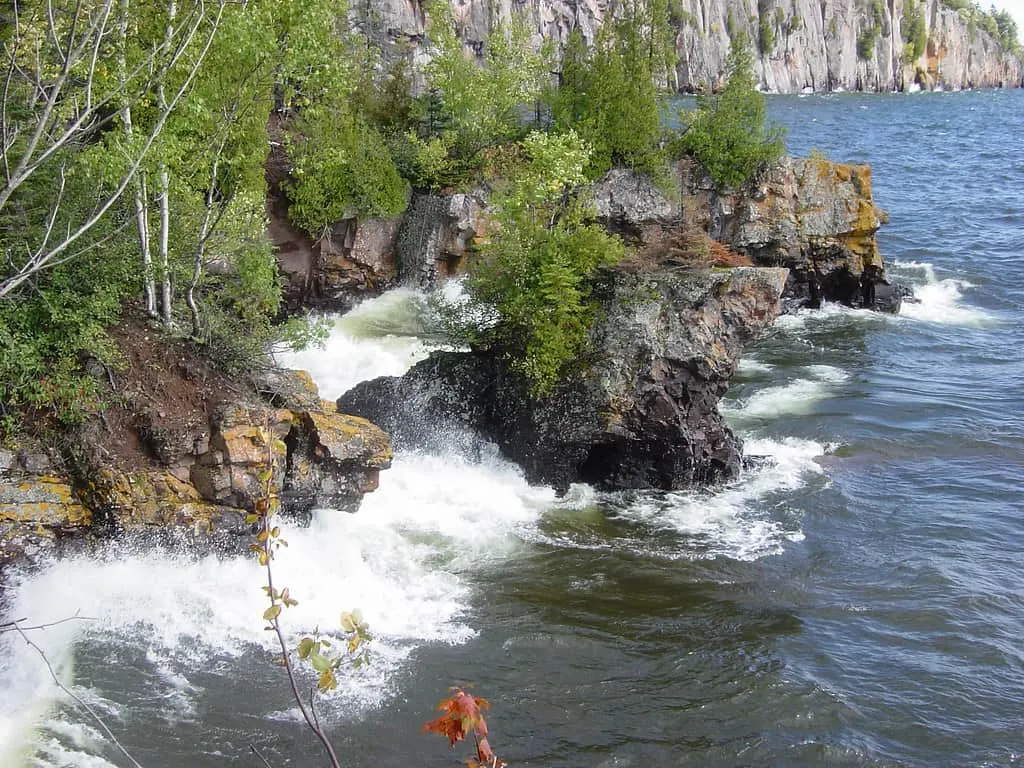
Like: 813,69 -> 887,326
456,131 -> 624,395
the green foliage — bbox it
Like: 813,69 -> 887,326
902,0 -> 928,61
0,240 -> 134,425
418,12 -> 546,159
758,0 -> 776,53
286,109 -> 409,236
858,0 -> 885,59
940,0 -> 1018,51
674,35 -> 785,189
858,27 -> 879,59
549,5 -> 669,179
454,131 -> 624,394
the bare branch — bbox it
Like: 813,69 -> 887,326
0,613 -> 96,633
249,745 -> 275,768
10,619 -> 145,768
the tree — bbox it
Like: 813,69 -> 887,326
676,34 -> 785,189
548,1 -> 672,178
0,0 -> 226,301
453,130 -> 624,394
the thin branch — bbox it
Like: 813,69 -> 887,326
249,745 -> 275,768
0,0 -> 230,300
0,613 -> 96,633
10,620 -> 145,768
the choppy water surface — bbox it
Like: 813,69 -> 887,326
3,90 -> 1024,767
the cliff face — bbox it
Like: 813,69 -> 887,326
363,0 -> 1022,93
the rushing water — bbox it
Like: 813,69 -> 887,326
3,89 -> 1024,767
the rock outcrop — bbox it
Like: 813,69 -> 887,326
592,158 -> 900,310
280,154 -> 895,311
0,359 -> 392,571
0,449 -> 91,568
362,0 -> 1022,93
338,266 -> 788,492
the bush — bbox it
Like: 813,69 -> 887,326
286,110 -> 409,237
549,10 -> 668,179
902,0 -> 928,61
453,131 -> 625,394
675,35 -> 785,189
858,27 -> 878,59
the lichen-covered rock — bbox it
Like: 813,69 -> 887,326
190,405 -> 292,510
581,159 -> 896,310
92,469 -> 245,533
592,168 -> 680,227
0,450 -> 91,569
679,156 -> 889,307
339,266 -> 788,492
285,409 -> 393,512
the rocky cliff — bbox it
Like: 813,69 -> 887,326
287,154 -> 898,312
361,0 -> 1022,93
338,266 -> 789,493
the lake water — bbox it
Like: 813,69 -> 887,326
2,89 -> 1023,767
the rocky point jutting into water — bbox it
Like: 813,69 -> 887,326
1,150 -> 894,568
339,266 -> 789,493
278,154 -> 899,314
359,0 -> 1023,93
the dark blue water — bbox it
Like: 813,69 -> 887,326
3,90 -> 1023,768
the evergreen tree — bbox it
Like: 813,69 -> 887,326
676,34 -> 785,189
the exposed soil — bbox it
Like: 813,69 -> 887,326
78,307 -> 252,473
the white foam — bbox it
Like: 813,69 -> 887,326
724,365 -> 846,420
899,278 -> 994,326
774,301 -> 873,331
275,289 -> 438,400
529,438 -> 824,562
0,444 -> 556,761
736,357 -> 775,374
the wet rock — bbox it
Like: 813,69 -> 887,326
340,266 -> 788,492
92,469 -> 246,534
0,459 -> 91,570
678,157 -> 892,308
285,409 -> 393,512
396,192 -> 487,288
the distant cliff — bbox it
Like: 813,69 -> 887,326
361,0 -> 1023,93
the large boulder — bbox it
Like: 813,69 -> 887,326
339,265 -> 788,492
285,407 -> 393,512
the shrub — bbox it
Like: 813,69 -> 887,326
286,110 -> 409,237
675,35 -> 785,189
454,131 -> 625,394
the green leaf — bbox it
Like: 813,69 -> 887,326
263,604 -> 282,621
309,652 -> 331,673
297,637 -> 315,659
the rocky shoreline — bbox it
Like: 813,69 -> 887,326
0,153 -> 897,572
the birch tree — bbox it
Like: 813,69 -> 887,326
0,0 -> 226,301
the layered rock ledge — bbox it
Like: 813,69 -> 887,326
0,325 -> 392,571
338,265 -> 788,493
281,154 -> 901,313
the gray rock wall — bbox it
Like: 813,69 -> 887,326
362,0 -> 1022,93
